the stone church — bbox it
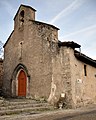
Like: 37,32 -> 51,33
2,4 -> 96,108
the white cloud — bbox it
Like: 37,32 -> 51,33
49,0 -> 85,24
85,14 -> 96,21
1,1 -> 16,16
60,24 -> 96,39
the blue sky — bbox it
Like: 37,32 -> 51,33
0,0 -> 96,59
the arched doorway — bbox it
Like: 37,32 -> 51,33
18,70 -> 27,96
11,64 -> 30,97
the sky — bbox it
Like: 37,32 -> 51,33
0,0 -> 96,59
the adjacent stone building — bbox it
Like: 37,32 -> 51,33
3,4 -> 96,108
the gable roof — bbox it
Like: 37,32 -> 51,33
14,4 -> 36,20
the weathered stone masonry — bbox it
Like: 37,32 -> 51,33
3,5 -> 59,100
0,59 -> 3,90
2,4 -> 96,108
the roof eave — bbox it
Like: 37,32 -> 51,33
29,20 -> 59,30
75,50 -> 96,67
58,41 -> 81,48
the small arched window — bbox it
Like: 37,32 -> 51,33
20,10 -> 24,22
20,10 -> 24,18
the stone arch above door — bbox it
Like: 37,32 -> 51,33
11,64 -> 30,97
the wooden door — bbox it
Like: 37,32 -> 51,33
18,70 -> 26,96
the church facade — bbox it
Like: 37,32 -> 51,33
3,5 -> 96,108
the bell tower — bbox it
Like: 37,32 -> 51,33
14,4 -> 36,29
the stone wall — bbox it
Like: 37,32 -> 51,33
25,21 -> 58,99
69,48 -> 96,107
3,5 -> 59,99
3,4 -> 96,108
0,59 -> 3,89
49,46 -> 96,108
60,47 -> 73,108
48,46 -> 73,108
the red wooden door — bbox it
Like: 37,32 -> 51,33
18,70 -> 26,96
